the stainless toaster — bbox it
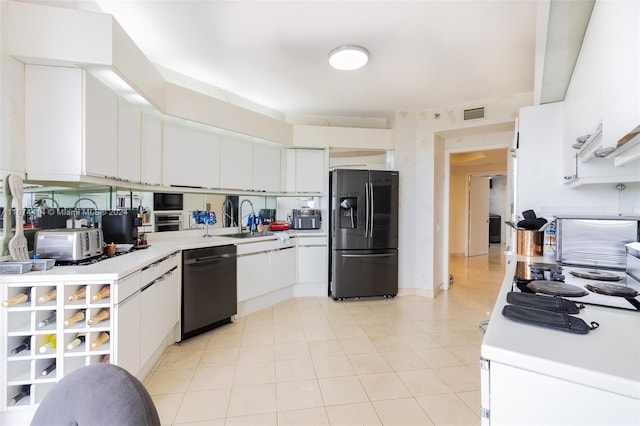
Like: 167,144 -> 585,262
34,228 -> 104,261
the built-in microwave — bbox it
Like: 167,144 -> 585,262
153,193 -> 183,211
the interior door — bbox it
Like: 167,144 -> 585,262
468,175 -> 490,256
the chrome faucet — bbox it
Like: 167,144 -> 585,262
239,199 -> 255,234
73,198 -> 99,227
222,199 -> 236,228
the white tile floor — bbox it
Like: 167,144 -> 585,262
144,246 -> 505,425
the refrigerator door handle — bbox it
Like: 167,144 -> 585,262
341,253 -> 395,258
369,181 -> 374,237
365,182 -> 370,237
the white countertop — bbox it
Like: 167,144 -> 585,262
0,229 -> 326,283
481,255 -> 640,400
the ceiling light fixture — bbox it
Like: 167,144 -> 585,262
329,45 -> 369,71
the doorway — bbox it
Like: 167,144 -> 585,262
448,149 -> 508,257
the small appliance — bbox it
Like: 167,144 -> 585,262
34,228 -> 104,262
291,209 -> 321,229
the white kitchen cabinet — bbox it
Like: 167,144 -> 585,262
113,271 -> 141,376
237,251 -> 269,302
253,144 -> 281,192
601,1 -> 640,151
140,113 -> 163,186
296,236 -> 328,296
25,65 -> 118,179
295,149 -> 324,193
236,239 -> 296,301
163,121 -> 221,189
117,98 -> 142,183
269,246 -> 296,291
114,292 -> 141,376
140,254 -> 179,367
484,360 -> 640,425
281,149 -> 325,194
220,136 -> 254,190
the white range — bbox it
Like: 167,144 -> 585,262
480,256 -> 640,425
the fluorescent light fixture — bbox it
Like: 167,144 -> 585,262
329,45 -> 369,70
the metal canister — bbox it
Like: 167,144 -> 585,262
516,230 -> 543,256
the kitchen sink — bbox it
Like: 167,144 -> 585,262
222,231 -> 274,239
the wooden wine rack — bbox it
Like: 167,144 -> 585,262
2,279 -> 115,413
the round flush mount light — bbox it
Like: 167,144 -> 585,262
329,45 -> 369,70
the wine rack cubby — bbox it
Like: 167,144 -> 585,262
2,279 -> 116,413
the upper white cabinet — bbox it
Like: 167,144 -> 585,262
163,121 -> 221,189
281,149 -> 325,193
253,144 -> 281,192
25,65 -> 118,179
140,113 -> 163,186
220,136 -> 253,190
601,1 -> 640,151
118,98 -> 142,183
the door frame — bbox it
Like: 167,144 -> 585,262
442,145 -> 509,290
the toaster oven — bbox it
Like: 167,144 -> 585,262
34,228 -> 104,262
291,209 -> 322,229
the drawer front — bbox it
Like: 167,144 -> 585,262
116,270 -> 141,303
237,240 -> 281,255
141,252 -> 179,284
297,236 -> 327,247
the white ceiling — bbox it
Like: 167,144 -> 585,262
89,0 -> 538,120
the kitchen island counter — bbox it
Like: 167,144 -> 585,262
0,229 -> 321,282
481,256 -> 640,424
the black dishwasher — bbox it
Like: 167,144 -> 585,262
182,245 -> 237,340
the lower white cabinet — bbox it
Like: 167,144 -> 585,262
140,256 -> 179,368
297,236 -> 328,296
114,289 -> 141,375
237,240 -> 296,302
270,246 -> 296,291
237,251 -> 270,302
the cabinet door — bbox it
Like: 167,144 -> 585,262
84,72 -> 118,178
298,245 -> 328,285
25,65 -> 83,176
295,149 -> 324,193
270,246 -> 296,291
253,144 -> 281,192
140,279 -> 165,364
602,1 -> 640,149
118,98 -> 142,182
140,113 -> 163,186
115,293 -> 141,376
163,121 -> 221,188
237,252 -> 269,301
220,136 -> 254,190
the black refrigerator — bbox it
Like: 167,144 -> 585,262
329,169 -> 399,299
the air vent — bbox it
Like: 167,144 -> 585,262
463,107 -> 485,121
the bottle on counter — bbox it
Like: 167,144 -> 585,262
66,333 -> 86,350
38,334 -> 57,354
87,309 -> 110,326
37,311 -> 57,329
67,287 -> 86,302
37,288 -> 57,304
64,310 -> 85,327
91,285 -> 110,302
9,385 -> 30,406
10,337 -> 31,355
40,360 -> 56,377
2,289 -> 31,307
91,332 -> 110,350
